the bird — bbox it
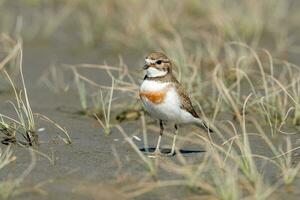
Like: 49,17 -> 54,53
139,52 -> 213,156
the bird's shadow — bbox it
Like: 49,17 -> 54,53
139,147 -> 205,156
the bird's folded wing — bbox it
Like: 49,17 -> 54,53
175,82 -> 199,118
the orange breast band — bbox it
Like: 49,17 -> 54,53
140,91 -> 166,104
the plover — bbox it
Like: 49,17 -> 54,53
139,52 -> 212,156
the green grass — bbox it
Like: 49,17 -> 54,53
1,40 -> 37,145
0,146 -> 36,200
0,0 -> 300,199
0,146 -> 17,199
39,65 -> 69,94
0,0 -> 299,54
97,41 -> 300,199
48,1 -> 300,198
0,38 -> 71,145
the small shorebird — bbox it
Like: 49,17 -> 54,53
139,52 -> 212,156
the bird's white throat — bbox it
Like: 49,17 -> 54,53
146,67 -> 167,77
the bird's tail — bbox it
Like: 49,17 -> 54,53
194,118 -> 214,133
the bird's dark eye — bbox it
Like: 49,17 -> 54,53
156,60 -> 162,64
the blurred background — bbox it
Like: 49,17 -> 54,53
1,0 -> 300,67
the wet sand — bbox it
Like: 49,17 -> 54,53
0,2 -> 299,197
0,40 -> 208,200
0,40 -> 298,200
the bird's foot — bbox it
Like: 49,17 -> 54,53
165,151 -> 176,157
146,148 -> 176,157
146,148 -> 163,157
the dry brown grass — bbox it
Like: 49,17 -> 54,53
0,0 -> 300,199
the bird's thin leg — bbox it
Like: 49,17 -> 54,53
167,124 -> 178,156
153,120 -> 163,154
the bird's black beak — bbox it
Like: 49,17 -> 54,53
143,64 -> 149,70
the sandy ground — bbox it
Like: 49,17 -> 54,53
0,40 -> 210,200
0,33 -> 300,200
0,1 -> 299,199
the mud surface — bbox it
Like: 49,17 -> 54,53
0,38 -> 298,200
0,4 -> 300,200
0,40 -> 211,200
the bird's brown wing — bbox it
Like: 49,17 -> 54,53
174,81 -> 214,132
173,80 -> 199,118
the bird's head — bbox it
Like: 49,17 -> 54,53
143,52 -> 172,78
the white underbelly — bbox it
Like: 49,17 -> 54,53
141,87 -> 196,124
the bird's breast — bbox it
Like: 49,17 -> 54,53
139,91 -> 166,104
139,80 -> 171,104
